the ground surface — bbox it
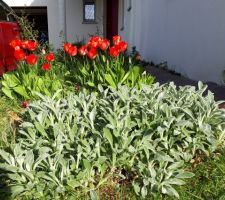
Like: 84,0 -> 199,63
146,65 -> 225,102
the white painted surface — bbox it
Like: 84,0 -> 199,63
58,0 -> 66,41
119,0 -> 225,84
3,0 -> 104,49
65,0 -> 104,43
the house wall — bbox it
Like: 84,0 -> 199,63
119,0 -> 225,84
65,0 -> 104,43
3,0 -> 104,49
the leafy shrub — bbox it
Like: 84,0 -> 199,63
0,82 -> 224,199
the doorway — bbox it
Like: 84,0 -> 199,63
12,7 -> 48,42
106,0 -> 119,40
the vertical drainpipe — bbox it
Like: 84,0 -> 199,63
58,0 -> 67,42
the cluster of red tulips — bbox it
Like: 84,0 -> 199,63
10,35 -> 128,71
10,39 -> 55,71
64,35 -> 128,59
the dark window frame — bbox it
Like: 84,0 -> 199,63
83,0 -> 97,24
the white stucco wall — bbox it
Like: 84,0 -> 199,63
119,0 -> 225,84
66,0 -> 104,43
3,0 -> 104,49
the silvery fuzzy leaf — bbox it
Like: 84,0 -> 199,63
90,190 -> 99,200
162,185 -> 180,198
176,171 -> 195,179
10,185 -> 26,198
24,150 -> 34,171
141,186 -> 148,198
132,182 -> 141,194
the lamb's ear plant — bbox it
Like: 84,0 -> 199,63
0,82 -> 224,199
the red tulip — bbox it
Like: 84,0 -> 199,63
21,101 -> 29,108
14,46 -> 20,51
67,46 -> 77,56
88,36 -> 101,48
14,49 -> 26,61
9,39 -> 22,49
116,41 -> 128,52
27,41 -> 38,51
98,39 -> 110,51
78,45 -> 88,56
109,47 -> 120,57
26,54 -> 38,65
64,42 -> 72,52
87,47 -> 97,59
21,40 -> 29,49
112,35 -> 122,45
46,53 -> 55,62
42,63 -> 51,71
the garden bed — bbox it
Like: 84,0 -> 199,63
0,35 -> 225,199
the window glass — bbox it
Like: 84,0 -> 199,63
85,4 -> 95,20
83,1 -> 96,23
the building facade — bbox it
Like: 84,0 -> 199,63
119,0 -> 225,84
4,0 -> 105,49
4,0 -> 225,84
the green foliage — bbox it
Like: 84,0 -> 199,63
58,50 -> 155,91
159,148 -> 225,200
1,62 -> 64,100
10,10 -> 50,51
1,41 -> 154,101
16,15 -> 39,41
0,83 -> 224,199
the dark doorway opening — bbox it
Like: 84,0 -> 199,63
106,0 -> 118,40
12,7 -> 48,42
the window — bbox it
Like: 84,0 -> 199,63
83,0 -> 96,23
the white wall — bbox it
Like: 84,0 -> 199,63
4,0 -> 104,49
119,0 -> 225,84
66,0 -> 104,43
